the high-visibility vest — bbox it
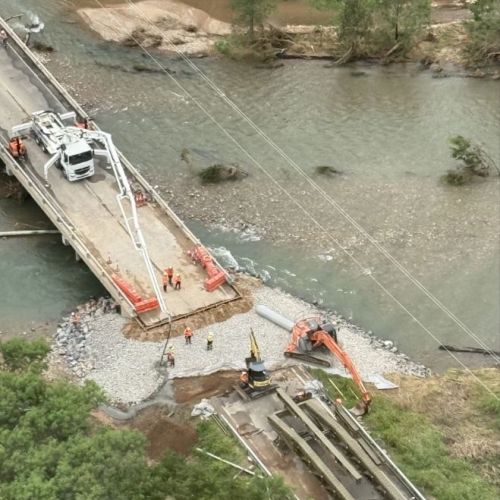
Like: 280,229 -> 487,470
207,332 -> 214,342
166,267 -> 174,276
174,275 -> 181,284
162,273 -> 169,284
184,327 -> 192,337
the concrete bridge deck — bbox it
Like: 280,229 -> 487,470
0,17 -> 238,328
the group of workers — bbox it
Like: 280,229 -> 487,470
162,266 -> 182,292
164,327 -> 215,367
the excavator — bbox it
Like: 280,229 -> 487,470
237,329 -> 277,400
285,317 -> 372,415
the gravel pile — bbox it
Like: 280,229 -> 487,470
53,286 -> 429,404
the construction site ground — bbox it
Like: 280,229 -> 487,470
212,365 -> 331,500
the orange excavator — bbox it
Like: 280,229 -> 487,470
285,317 -> 372,415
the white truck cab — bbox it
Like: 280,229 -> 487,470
20,110 -> 95,181
58,140 -> 94,181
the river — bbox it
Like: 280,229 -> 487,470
0,0 -> 499,370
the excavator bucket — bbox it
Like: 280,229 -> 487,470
350,400 -> 370,417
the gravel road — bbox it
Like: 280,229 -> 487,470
53,286 -> 429,404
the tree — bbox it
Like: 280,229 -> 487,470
0,337 -> 50,373
445,135 -> 499,185
231,0 -> 278,37
376,0 -> 430,49
464,0 -> 500,64
312,0 -> 431,59
0,339 -> 293,499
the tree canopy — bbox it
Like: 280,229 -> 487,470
312,0 -> 431,59
231,0 -> 278,36
0,338 -> 292,499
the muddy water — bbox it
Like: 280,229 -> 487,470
0,0 -> 499,371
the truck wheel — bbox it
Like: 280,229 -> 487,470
34,135 -> 40,145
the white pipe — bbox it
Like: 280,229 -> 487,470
256,304 -> 294,331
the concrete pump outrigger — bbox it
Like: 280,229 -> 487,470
285,317 -> 372,415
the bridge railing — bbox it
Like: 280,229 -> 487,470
0,15 -> 234,289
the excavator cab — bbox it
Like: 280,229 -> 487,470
245,359 -> 271,391
237,329 -> 277,400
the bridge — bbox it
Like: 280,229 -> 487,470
0,17 -> 239,328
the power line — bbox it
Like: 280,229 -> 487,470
124,0 -> 500,363
90,0 -> 500,397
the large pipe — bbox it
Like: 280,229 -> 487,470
255,304 -> 294,331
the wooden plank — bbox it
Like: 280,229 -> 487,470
268,414 -> 355,500
303,399 -> 409,500
276,388 -> 362,482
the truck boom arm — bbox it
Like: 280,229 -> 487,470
42,124 -> 167,316
70,127 -> 167,315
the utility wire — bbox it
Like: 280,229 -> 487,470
90,0 -> 500,398
124,0 -> 500,363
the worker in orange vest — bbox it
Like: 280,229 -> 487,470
174,274 -> 182,290
184,326 -> 193,345
240,371 -> 249,386
162,270 -> 169,292
166,266 -> 174,286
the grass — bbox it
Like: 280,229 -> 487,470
313,368 -> 500,500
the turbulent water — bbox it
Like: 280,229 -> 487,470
0,0 -> 499,370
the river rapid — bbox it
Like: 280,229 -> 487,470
0,0 -> 499,370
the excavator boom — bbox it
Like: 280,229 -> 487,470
311,330 -> 371,409
285,318 -> 372,414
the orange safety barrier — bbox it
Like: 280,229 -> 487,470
112,274 -> 159,313
188,245 -> 226,292
135,298 -> 159,314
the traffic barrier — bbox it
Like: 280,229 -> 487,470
135,298 -> 159,313
112,274 -> 159,313
188,245 -> 227,292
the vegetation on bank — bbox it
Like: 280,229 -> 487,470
464,0 -> 500,64
222,0 -> 500,66
0,338 -> 292,500
314,368 -> 500,500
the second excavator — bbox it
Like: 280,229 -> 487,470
285,317 -> 372,415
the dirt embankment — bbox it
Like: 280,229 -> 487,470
77,0 -> 231,57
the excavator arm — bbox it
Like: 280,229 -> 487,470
311,331 -> 372,412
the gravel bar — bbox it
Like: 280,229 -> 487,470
52,287 -> 429,404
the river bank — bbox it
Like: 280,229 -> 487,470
74,0 -> 500,75
49,275 -> 429,404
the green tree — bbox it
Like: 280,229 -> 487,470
0,339 -> 293,499
0,337 -> 50,372
231,0 -> 278,37
376,0 -> 430,48
312,0 -> 430,59
445,135 -> 499,185
464,0 -> 500,64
